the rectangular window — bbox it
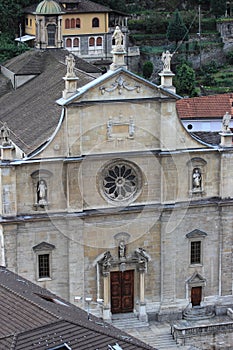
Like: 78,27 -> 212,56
38,254 -> 50,278
191,241 -> 201,264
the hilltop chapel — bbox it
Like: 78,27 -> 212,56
1,19 -> 233,324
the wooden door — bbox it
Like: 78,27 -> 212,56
191,286 -> 202,307
111,270 -> 134,314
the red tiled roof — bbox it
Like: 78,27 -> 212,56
176,93 -> 233,119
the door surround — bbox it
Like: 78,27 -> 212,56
96,246 -> 149,321
186,272 -> 206,306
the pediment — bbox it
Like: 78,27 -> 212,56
57,68 -> 179,106
33,242 -> 55,251
187,272 -> 206,285
186,229 -> 207,239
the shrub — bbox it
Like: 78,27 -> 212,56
143,61 -> 153,78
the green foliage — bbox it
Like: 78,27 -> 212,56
142,61 -> 153,78
145,14 -> 168,34
166,10 -> 189,46
0,0 -> 36,36
226,50 -> 233,65
0,33 -> 29,63
210,0 -> 226,18
174,63 -> 197,97
201,60 -> 220,74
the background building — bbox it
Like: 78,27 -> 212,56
23,0 -> 139,66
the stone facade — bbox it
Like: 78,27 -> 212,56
1,50 -> 233,323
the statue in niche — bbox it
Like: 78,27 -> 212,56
161,50 -> 173,72
65,54 -> 75,77
192,168 -> 202,190
37,179 -> 48,205
222,111 -> 231,132
0,123 -> 11,146
112,26 -> 124,47
118,241 -> 126,260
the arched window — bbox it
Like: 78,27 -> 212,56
65,18 -> 70,29
89,37 -> 95,46
96,37 -> 102,46
73,37 -> 79,47
76,18 -> 81,28
47,24 -> 56,46
66,38 -> 72,48
92,17 -> 99,28
71,18 -> 75,28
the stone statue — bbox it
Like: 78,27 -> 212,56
65,54 -> 75,77
161,50 -> 173,72
192,168 -> 202,190
118,241 -> 126,259
222,111 -> 231,132
112,26 -> 124,47
37,179 -> 47,205
0,123 -> 10,146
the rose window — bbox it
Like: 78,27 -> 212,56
102,161 -> 141,202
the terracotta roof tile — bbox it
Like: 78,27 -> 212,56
176,93 -> 233,119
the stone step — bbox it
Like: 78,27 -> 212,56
140,334 -> 180,349
112,318 -> 149,328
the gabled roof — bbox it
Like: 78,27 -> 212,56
176,93 -> 233,119
57,67 -> 181,106
0,267 -> 155,350
0,49 -> 99,155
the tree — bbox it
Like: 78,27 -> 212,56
166,9 -> 189,47
210,0 -> 226,18
0,0 -> 36,36
174,63 -> 197,97
143,61 -> 153,79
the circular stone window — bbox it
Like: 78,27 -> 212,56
100,160 -> 142,203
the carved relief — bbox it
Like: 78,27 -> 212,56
100,75 -> 141,95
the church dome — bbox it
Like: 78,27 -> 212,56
36,0 -> 62,14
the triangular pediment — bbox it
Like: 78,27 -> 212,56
187,272 -> 206,285
33,242 -> 55,251
186,229 -> 207,239
57,68 -> 180,106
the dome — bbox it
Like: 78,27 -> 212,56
36,0 -> 62,14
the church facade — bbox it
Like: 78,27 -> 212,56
1,42 -> 233,322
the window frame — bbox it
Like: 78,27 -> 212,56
92,17 -> 100,28
190,240 -> 201,265
33,242 -> 55,281
76,18 -> 80,28
65,18 -> 70,29
38,253 -> 51,279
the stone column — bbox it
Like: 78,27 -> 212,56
57,16 -> 63,48
138,264 -> 148,322
102,272 -> 111,321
